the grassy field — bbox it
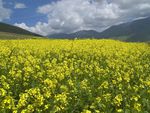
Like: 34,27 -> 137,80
0,39 -> 150,113
0,32 -> 43,39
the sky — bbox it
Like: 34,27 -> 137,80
0,0 -> 150,36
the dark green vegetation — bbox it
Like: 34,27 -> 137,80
48,17 -> 150,42
0,22 -> 43,39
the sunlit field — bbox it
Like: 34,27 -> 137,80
0,39 -> 150,113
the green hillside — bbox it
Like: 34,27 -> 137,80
99,17 -> 150,42
0,32 -> 43,39
0,22 -> 44,39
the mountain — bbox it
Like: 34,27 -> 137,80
48,30 -> 101,39
70,30 -> 100,38
0,22 -> 43,39
99,17 -> 150,42
48,17 -> 150,42
48,33 -> 71,39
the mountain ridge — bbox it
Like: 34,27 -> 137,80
48,17 -> 150,42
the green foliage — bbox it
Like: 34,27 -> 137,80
0,39 -> 150,113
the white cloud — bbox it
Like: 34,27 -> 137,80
15,22 -> 54,36
15,0 -> 150,36
14,3 -> 26,9
112,0 -> 150,20
0,0 -> 11,21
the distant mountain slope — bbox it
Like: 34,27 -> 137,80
48,33 -> 71,39
0,22 -> 42,37
48,17 -> 150,42
71,30 -> 100,38
48,30 -> 101,39
99,17 -> 150,42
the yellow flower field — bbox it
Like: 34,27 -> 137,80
0,39 -> 149,113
